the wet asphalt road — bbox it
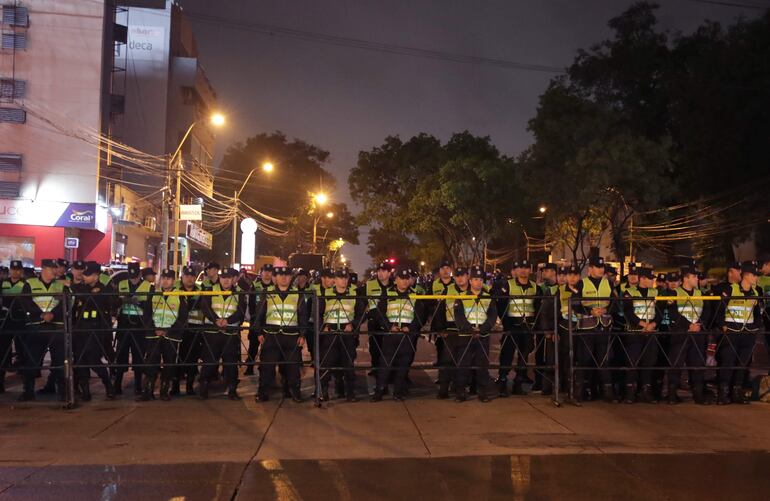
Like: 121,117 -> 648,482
2,453 -> 770,500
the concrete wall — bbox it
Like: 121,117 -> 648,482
0,0 -> 106,204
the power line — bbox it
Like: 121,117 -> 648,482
178,9 -> 566,74
687,0 -> 770,9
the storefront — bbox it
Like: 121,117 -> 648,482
0,199 -> 112,267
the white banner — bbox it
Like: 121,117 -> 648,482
179,204 -> 202,221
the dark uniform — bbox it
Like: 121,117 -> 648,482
621,267 -> 663,403
715,261 -> 763,405
553,266 -> 580,399
371,269 -> 424,401
199,267 -> 247,399
176,266 -> 203,395
430,261 -> 455,368
19,259 -> 66,401
497,259 -> 542,396
245,264 -> 274,376
254,266 -> 308,402
663,266 -> 712,404
452,266 -> 496,402
70,261 -> 115,401
364,262 -> 392,372
317,269 -> 365,401
142,269 -> 188,401
570,256 -> 617,402
114,263 -> 152,395
435,267 -> 468,398
0,260 -> 26,394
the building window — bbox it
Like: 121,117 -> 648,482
0,78 -> 25,99
1,5 -> 29,27
0,152 -> 21,197
1,32 -> 26,50
0,107 -> 25,123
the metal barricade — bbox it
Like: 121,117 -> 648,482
567,294 -> 768,404
311,292 -> 561,407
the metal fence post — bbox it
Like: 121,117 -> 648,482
62,291 -> 76,409
313,292 -> 322,408
553,291 -> 560,406
567,298 -> 575,402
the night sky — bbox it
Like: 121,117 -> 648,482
179,0 -> 762,271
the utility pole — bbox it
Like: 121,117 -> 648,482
172,155 -> 182,271
231,189 -> 238,267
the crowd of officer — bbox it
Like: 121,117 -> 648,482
1,255 -> 768,406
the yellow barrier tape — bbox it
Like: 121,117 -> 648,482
163,290 -> 232,296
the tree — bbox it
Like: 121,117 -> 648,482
211,132 -> 358,261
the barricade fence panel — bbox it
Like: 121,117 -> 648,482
1,289 -> 766,408
567,294 -> 768,404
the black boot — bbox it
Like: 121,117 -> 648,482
185,376 -> 196,396
667,385 -> 682,405
717,383 -> 731,405
198,379 -> 209,400
570,381 -> 583,405
133,372 -> 143,396
256,388 -> 269,402
321,384 -> 330,402
243,365 -> 254,376
136,376 -> 153,401
290,387 -> 302,403
37,373 -> 56,394
18,378 -> 35,401
478,387 -> 491,403
496,377 -> 508,397
228,384 -> 241,400
103,378 -> 115,400
169,378 -> 180,396
437,382 -> 450,400
512,380 -> 526,395
732,386 -> 749,405
370,388 -> 383,402
623,383 -> 636,404
346,391 -> 358,403
80,381 -> 92,402
638,384 -> 657,404
160,379 -> 171,401
112,373 -> 123,395
602,384 -> 616,403
692,384 -> 708,405
454,387 -> 467,402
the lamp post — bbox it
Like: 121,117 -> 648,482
310,193 -> 329,254
163,113 -> 225,273
230,161 -> 274,266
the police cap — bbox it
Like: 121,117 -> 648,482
454,267 -> 468,276
395,268 -> 411,280
9,260 -> 23,270
127,262 -> 140,278
141,267 -> 156,278
160,268 -> 175,279
181,266 -> 196,276
334,269 -> 349,279
377,261 -> 392,271
638,267 -> 655,279
587,256 -> 605,268
72,260 -> 86,271
469,266 -> 485,279
205,262 -> 220,271
41,259 -> 57,268
320,268 -> 334,278
273,266 -> 291,276
220,267 -> 239,277
83,261 -> 101,276
741,261 -> 759,275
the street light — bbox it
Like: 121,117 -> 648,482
311,193 -> 331,253
539,206 -> 547,214
163,112 -> 225,272
230,162 -> 274,266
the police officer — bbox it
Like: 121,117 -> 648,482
553,265 -> 581,401
497,259 -> 541,396
199,267 -> 246,399
245,264 -> 275,376
306,267 -> 333,365
430,260 -> 455,370
535,263 -> 559,393
571,256 -> 616,402
69,260 -> 86,286
452,266 -> 496,403
19,259 -> 66,401
317,269 -> 365,401
176,266 -> 203,395
143,269 -> 188,401
371,268 -> 423,401
715,261 -> 763,405
757,256 -> 770,357
664,266 -> 711,404
114,262 -> 152,396
622,267 -> 662,404
201,262 -> 220,290
254,266 -> 308,402
364,261 -> 393,374
55,259 -> 69,286
436,266 -> 468,399
0,260 -> 26,394
70,262 -> 115,401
